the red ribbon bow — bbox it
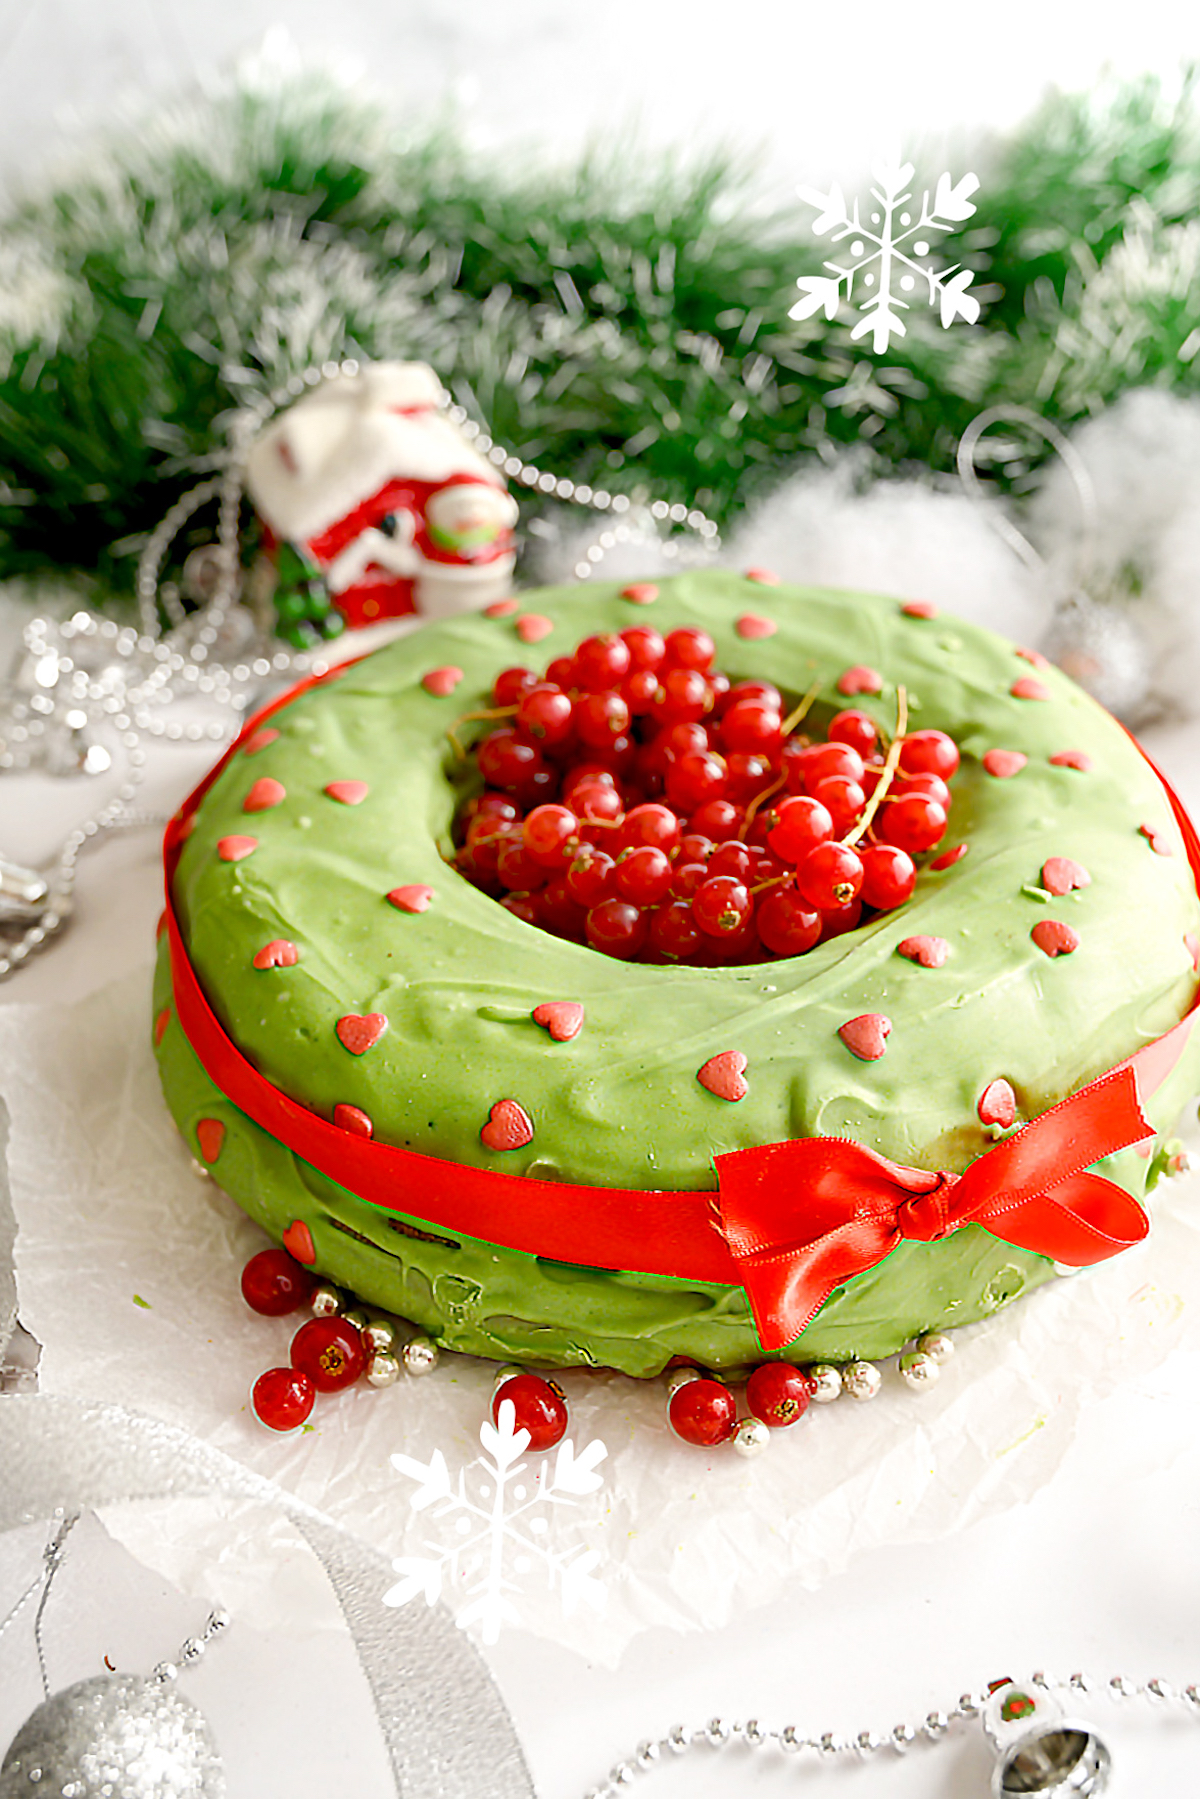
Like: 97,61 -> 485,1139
715,1065 -> 1154,1349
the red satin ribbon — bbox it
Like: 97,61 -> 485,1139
164,671 -> 1200,1352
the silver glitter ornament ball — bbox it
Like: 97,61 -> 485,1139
0,1675 -> 224,1799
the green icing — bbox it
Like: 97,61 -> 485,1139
155,572 -> 1200,1376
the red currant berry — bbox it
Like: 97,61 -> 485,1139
720,702 -> 783,757
858,843 -> 917,910
724,752 -> 773,804
586,899 -> 649,959
876,794 -> 948,854
706,670 -> 731,713
666,750 -> 728,814
745,1362 -> 812,1428
756,885 -> 821,956
524,804 -> 580,868
492,666 -> 537,707
651,666 -> 711,726
575,690 -> 632,748
620,625 -> 666,669
587,731 -> 637,777
468,822 -> 522,880
241,1248 -> 317,1317
565,846 -> 617,907
893,772 -> 952,811
621,668 -> 660,715
768,796 -> 834,864
464,793 -> 521,834
574,632 -> 631,691
795,841 -> 864,910
707,841 -> 754,882
692,875 -> 752,937
252,1366 -> 316,1432
477,729 -> 545,792
536,877 -> 588,942
726,679 -> 783,712
898,729 -> 960,780
290,1316 -> 367,1393
492,1372 -> 569,1449
699,911 -> 762,964
689,799 -> 743,842
662,626 -> 716,673
828,708 -> 878,757
659,721 -> 711,760
818,897 -> 863,940
667,1377 -> 737,1446
649,901 -> 705,961
801,741 -> 865,790
679,832 -> 715,863
502,893 -> 540,926
497,838 -> 551,890
810,775 -> 866,836
620,803 -> 681,855
614,845 -> 674,906
516,683 -> 574,747
545,655 -> 577,689
672,860 -> 710,900
566,779 -> 622,824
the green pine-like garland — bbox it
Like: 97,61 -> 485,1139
1,68 -> 1199,604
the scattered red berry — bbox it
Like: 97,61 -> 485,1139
493,1372 -> 569,1449
746,1362 -> 812,1428
241,1248 -> 317,1316
668,1377 -> 737,1446
252,1367 -> 316,1432
290,1317 -> 367,1393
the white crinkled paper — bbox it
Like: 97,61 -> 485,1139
3,965 -> 1200,1666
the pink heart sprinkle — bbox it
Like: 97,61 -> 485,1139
1032,919 -> 1080,958
253,938 -> 299,970
196,1118 -> 225,1164
283,1219 -> 316,1265
1186,932 -> 1200,973
217,835 -> 258,862
1050,749 -> 1092,771
332,1103 -> 374,1139
837,665 -> 883,697
930,842 -> 969,871
480,1099 -> 534,1152
620,583 -> 659,605
902,599 -> 937,618
697,1050 -> 748,1102
243,777 -> 286,813
1140,822 -> 1174,856
838,1014 -> 892,1060
387,884 -> 434,914
745,567 -> 780,585
1016,646 -> 1049,669
532,1001 -> 585,1043
897,934 -> 949,969
325,779 -> 368,805
982,749 -> 1027,779
1041,856 -> 1090,896
978,1079 -> 1017,1129
422,665 -> 464,697
243,727 -> 280,756
736,613 -> 777,640
485,598 -> 519,617
336,1012 -> 388,1055
1011,677 -> 1050,701
154,1006 -> 171,1046
516,614 -> 554,644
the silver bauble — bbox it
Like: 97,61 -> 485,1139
1042,592 -> 1152,722
0,1675 -> 224,1799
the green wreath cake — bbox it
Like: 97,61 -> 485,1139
152,570 -> 1200,1378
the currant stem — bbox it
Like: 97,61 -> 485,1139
843,684 -> 908,848
738,772 -> 787,841
779,675 -> 824,739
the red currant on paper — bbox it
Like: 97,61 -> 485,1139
241,1248 -> 317,1317
290,1317 -> 367,1393
252,1367 -> 316,1432
668,1377 -> 737,1446
492,1372 -> 569,1449
746,1362 -> 812,1428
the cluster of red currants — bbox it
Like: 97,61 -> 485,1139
453,624 -> 960,963
668,1360 -> 815,1453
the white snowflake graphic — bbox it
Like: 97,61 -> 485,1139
792,158 -> 981,352
383,1399 -> 608,1644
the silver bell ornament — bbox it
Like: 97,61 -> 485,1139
982,1679 -> 1110,1797
0,1673 -> 225,1799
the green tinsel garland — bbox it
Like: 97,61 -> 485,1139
2,68 -> 1199,603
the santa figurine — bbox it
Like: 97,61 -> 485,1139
245,361 -> 519,634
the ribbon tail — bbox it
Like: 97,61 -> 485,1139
735,1221 -> 901,1351
977,1171 -> 1149,1266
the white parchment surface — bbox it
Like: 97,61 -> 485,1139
4,966 -> 1200,1665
